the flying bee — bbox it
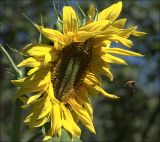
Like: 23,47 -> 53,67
124,80 -> 136,93
124,80 -> 136,88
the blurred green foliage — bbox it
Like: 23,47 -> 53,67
0,0 -> 159,142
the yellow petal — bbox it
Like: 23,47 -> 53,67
12,70 -> 50,99
94,85 -> 119,99
90,57 -> 113,81
30,114 -> 50,127
68,98 -> 96,134
80,20 -> 110,32
76,31 -> 102,42
84,84 -> 99,97
21,91 -> 46,109
24,112 -> 33,123
22,44 -> 57,57
34,98 -> 52,120
84,77 -> 94,86
104,41 -> 111,48
112,18 -> 127,28
43,135 -> 52,141
48,82 -> 60,104
34,24 -> 65,44
78,87 -> 93,118
93,29 -> 133,48
98,1 -> 122,21
132,31 -> 147,36
26,106 -> 44,125
117,26 -> 137,38
61,104 -> 81,138
44,52 -> 58,65
28,67 -> 39,75
107,34 -> 133,47
101,67 -> 113,81
101,54 -> 127,65
51,104 -> 62,135
26,91 -> 44,104
11,77 -> 26,86
105,48 -> 144,56
63,6 -> 78,36
15,84 -> 47,100
43,133 -> 52,141
17,57 -> 41,67
12,69 -> 50,87
86,72 -> 100,85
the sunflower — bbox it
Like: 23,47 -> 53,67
11,1 -> 145,141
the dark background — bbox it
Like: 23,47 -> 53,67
0,0 -> 160,142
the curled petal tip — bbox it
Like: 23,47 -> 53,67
113,96 -> 120,99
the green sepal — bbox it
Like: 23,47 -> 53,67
0,44 -> 24,79
60,128 -> 72,142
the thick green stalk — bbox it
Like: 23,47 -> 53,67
0,44 -> 24,142
10,99 -> 23,142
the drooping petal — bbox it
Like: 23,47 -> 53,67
68,98 -> 96,134
11,77 -> 26,86
51,104 -> 62,135
11,69 -> 50,99
24,96 -> 48,126
28,67 -> 39,75
61,104 -> 81,138
30,113 -> 50,128
11,69 -> 50,87
85,72 -> 100,85
100,67 -> 113,81
101,54 -> 128,65
17,57 -> 42,67
90,53 -> 113,81
26,91 -> 44,104
47,82 -> 60,104
98,1 -> 122,22
37,99 -> 52,120
77,87 -> 93,118
94,85 -> 119,99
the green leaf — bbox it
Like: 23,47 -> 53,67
47,136 -> 60,142
60,128 -> 72,142
73,137 -> 82,142
42,126 -> 82,142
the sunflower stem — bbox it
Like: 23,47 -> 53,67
0,44 -> 24,142
11,99 -> 23,142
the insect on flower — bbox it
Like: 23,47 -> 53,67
11,1 -> 146,141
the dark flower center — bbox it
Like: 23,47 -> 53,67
51,40 -> 93,101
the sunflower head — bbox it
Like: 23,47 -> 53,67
11,1 -> 146,141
